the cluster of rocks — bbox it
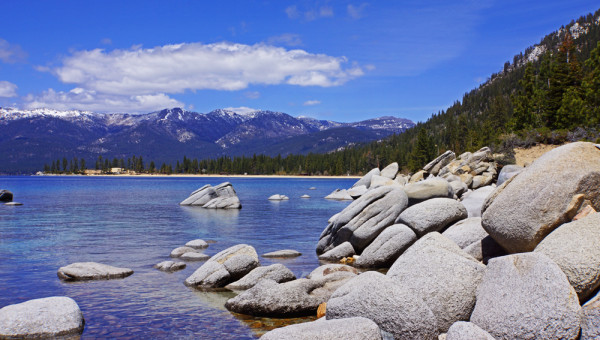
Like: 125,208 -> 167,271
180,182 -> 241,209
259,142 -> 600,339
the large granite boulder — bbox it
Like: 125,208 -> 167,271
317,186 -> 408,254
534,212 -> 600,301
324,189 -> 353,200
442,218 -> 488,249
482,142 -> 600,253
496,164 -> 524,186
352,168 -> 380,189
0,297 -> 85,338
184,244 -> 259,288
260,317 -> 383,340
0,190 -> 13,202
582,292 -> 600,340
387,233 -> 485,332
403,177 -> 454,203
57,262 -> 133,281
446,321 -> 495,340
306,264 -> 358,280
268,194 -> 289,201
354,224 -> 417,268
396,198 -> 467,237
463,235 -> 507,264
154,261 -> 186,272
225,270 -> 356,317
226,264 -> 296,290
179,182 -> 241,209
347,185 -> 368,199
318,242 -> 355,262
460,186 -> 495,218
470,252 -> 581,340
380,162 -> 399,179
424,150 -> 456,176
261,249 -> 302,258
327,271 -> 438,340
370,175 -> 396,189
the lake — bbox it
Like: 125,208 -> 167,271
0,176 -> 355,339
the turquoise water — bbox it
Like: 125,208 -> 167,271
0,176 -> 354,339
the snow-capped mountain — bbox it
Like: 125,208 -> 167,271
0,107 -> 415,173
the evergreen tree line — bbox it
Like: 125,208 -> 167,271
43,10 -> 600,176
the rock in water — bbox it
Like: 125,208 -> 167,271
300,194 -> 310,198
184,244 -> 259,288
57,262 -> 133,281
179,182 -> 241,209
327,271 -> 438,340
534,212 -> 600,301
0,297 -> 84,338
396,198 -> 467,237
387,233 -> 485,333
225,270 -> 356,317
446,321 -> 495,340
225,264 -> 295,290
0,189 -> 13,202
470,252 -> 581,340
262,249 -> 302,258
317,186 -> 408,254
185,239 -> 209,249
154,261 -> 186,272
170,246 -> 200,257
260,317 -> 383,340
482,142 -> 600,253
180,252 -> 210,261
268,194 -> 289,200
354,224 -> 417,268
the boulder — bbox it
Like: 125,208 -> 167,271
170,246 -> 200,258
482,142 -> 600,253
347,185 -> 368,199
327,271 -> 438,340
442,218 -> 488,249
370,175 -> 396,188
396,198 -> 467,237
355,224 -> 417,268
380,162 -> 399,179
471,175 -> 493,190
395,175 -> 408,186
309,187 -> 317,190
225,271 -> 356,317
496,164 -> 524,186
57,262 -> 133,281
317,187 -> 409,254
180,252 -> 210,261
534,212 -> 600,301
180,182 -> 241,209
185,239 -> 209,249
470,252 -> 581,340
318,242 -> 355,262
0,189 -> 13,202
154,261 -> 186,272
409,170 -> 426,183
0,297 -> 84,338
324,189 -> 353,200
226,264 -> 295,290
4,202 -> 22,206
260,317 -> 383,340
352,168 -> 381,189
388,234 -> 485,332
582,292 -> 600,340
403,178 -> 454,203
300,194 -> 310,198
397,232 -> 473,260
185,244 -> 259,288
262,249 -> 302,258
449,180 -> 468,198
446,321 -> 494,340
460,186 -> 494,218
463,236 -> 507,264
306,264 -> 358,280
424,151 -> 456,176
268,194 -> 289,200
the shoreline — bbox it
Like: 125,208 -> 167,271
32,173 -> 362,179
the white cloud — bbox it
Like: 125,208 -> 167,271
0,39 -> 27,63
303,100 -> 321,106
347,3 -> 368,19
267,33 -> 303,47
0,81 -> 17,97
23,88 -> 183,113
223,106 -> 258,115
287,5 -> 334,21
53,42 -> 362,95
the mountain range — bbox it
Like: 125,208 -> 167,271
0,107 -> 414,173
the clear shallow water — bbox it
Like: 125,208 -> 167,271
0,176 -> 354,339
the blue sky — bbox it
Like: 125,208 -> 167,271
0,1 -> 598,122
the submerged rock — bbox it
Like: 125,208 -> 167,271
170,246 -> 200,258
4,202 -> 22,206
268,194 -> 289,200
185,239 -> 209,249
57,262 -> 133,281
180,252 -> 210,261
0,297 -> 84,338
262,249 -> 302,258
154,261 -> 186,272
180,182 -> 241,209
300,194 -> 310,198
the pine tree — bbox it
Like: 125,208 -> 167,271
582,41 -> 600,126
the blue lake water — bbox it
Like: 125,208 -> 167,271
0,176 -> 355,339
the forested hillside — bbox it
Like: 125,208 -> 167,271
44,9 -> 600,176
